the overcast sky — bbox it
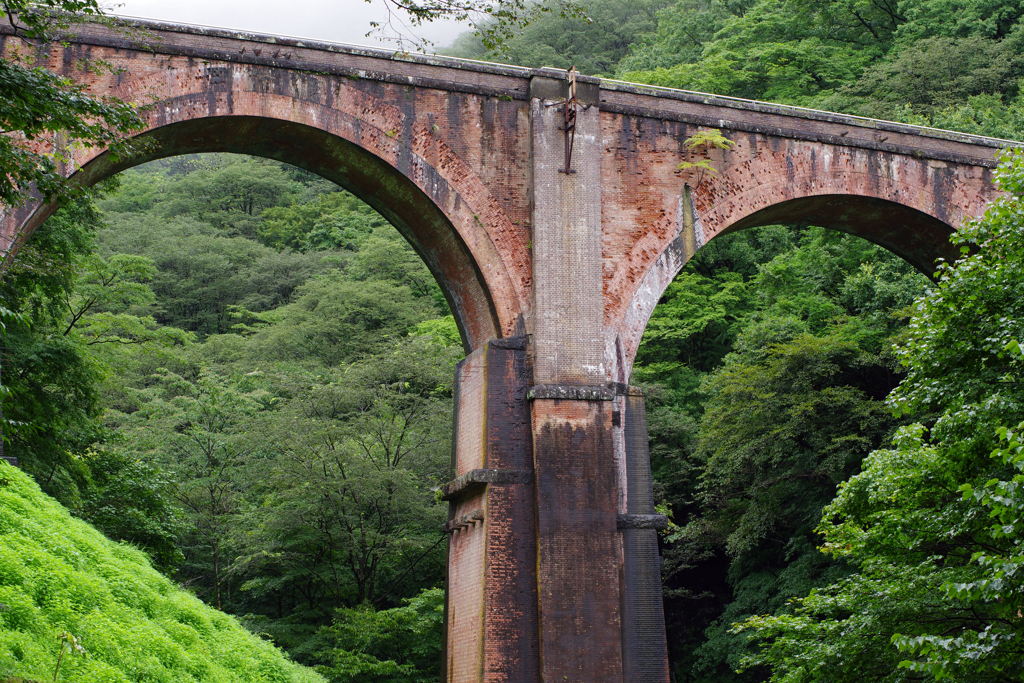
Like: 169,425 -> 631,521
109,0 -> 472,50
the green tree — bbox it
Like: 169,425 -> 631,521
240,337 -> 457,615
0,192 -> 194,585
316,587 -> 444,683
259,191 -> 387,252
250,275 -> 438,367
377,0 -> 585,51
1,197 -> 108,504
618,0 -> 898,104
680,330 -> 900,680
154,155 -> 301,238
78,448 -> 187,573
0,0 -> 144,206
826,35 -> 1024,117
615,0 -> 746,73
445,0 -> 670,75
113,368 -> 270,607
98,211 -> 331,336
738,150 -> 1024,682
637,227 -> 926,681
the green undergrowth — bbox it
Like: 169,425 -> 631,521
0,461 -> 324,683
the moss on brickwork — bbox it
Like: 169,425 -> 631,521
0,461 -> 324,683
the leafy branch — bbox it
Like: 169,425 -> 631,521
677,128 -> 735,187
370,0 -> 587,52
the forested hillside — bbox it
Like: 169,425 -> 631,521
2,155 -> 456,682
4,1 -> 1024,682
448,0 -> 1024,138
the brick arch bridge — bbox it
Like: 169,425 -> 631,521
0,17 -> 1012,683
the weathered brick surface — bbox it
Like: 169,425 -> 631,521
598,114 -> 1001,380
619,390 -> 670,683
447,489 -> 487,682
0,19 -> 1010,370
0,26 -> 534,350
447,341 -> 538,683
530,77 -> 606,385
0,17 -> 1016,682
531,398 -> 623,683
481,341 -> 536,683
453,349 -> 487,477
483,479 -> 537,683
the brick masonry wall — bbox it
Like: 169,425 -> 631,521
530,398 -> 623,683
620,391 -> 670,683
447,340 -> 538,683
529,77 -> 606,384
599,112 -> 1003,382
0,29 -> 535,351
481,341 -> 537,683
0,21 -> 1009,376
447,489 -> 487,683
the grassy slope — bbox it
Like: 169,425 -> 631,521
0,461 -> 324,683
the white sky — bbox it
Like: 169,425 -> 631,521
107,0 -> 472,50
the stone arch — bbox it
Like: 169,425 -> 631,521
690,142 -> 993,269
716,194 -> 959,271
1,64 -> 532,351
612,141 -> 998,382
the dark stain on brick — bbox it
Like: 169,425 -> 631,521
932,165 -> 953,224
483,342 -> 537,683
532,402 -> 623,682
446,94 -> 464,157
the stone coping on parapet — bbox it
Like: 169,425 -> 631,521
596,78 -> 1019,151
4,13 -> 1019,157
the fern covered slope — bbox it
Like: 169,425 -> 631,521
0,460 -> 324,683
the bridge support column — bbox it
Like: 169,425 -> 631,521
444,72 -> 669,683
527,73 -> 670,683
444,337 -> 539,683
617,388 -> 671,683
529,388 -> 623,682
528,72 -> 625,683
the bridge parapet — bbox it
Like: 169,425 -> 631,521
4,15 -> 1014,161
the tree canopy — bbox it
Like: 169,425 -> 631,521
738,149 -> 1024,682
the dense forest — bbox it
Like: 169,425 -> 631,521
4,0 -> 1024,682
2,153 -> 458,681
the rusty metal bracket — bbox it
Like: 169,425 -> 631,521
561,67 -> 578,174
544,67 -> 581,173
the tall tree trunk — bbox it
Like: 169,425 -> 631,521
214,539 -> 222,610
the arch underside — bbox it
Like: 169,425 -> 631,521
20,116 -> 503,352
720,194 -> 961,274
616,192 -> 964,384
